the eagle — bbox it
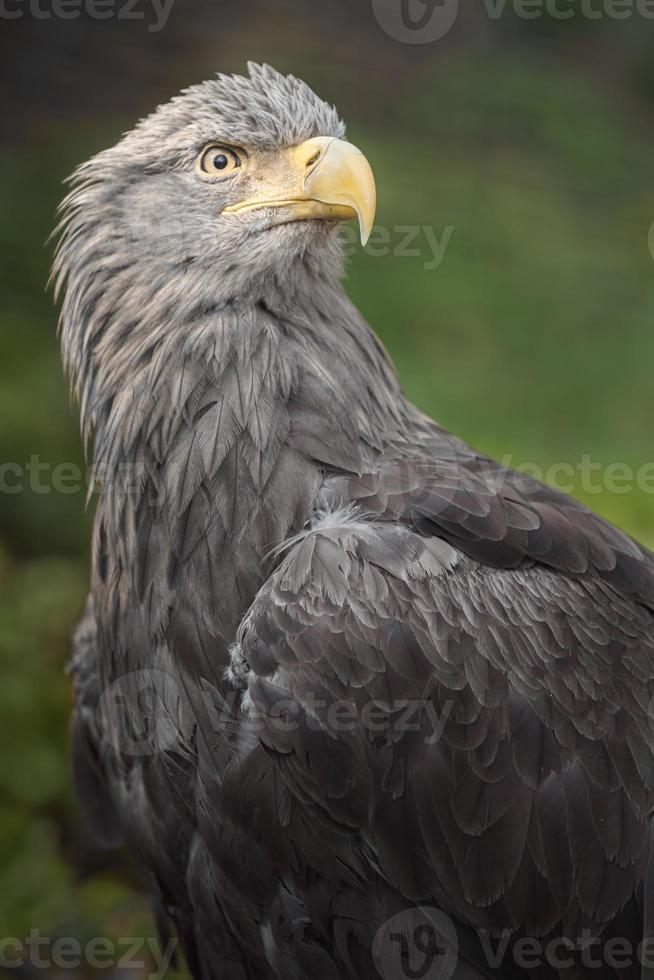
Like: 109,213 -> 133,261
54,63 -> 654,980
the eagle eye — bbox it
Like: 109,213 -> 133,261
197,145 -> 243,178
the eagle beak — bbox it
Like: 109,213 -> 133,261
224,137 -> 377,246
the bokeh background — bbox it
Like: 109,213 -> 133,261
1,1 -> 654,974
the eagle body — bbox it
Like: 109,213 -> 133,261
57,65 -> 654,979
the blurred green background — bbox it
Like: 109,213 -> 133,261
1,2 -> 654,975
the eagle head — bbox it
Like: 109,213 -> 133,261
55,62 -> 375,295
53,64 -> 378,441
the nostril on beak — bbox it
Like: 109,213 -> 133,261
306,151 -> 321,168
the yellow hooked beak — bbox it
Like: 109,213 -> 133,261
224,137 -> 376,246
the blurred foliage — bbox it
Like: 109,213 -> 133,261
346,55 -> 654,542
1,24 -> 653,977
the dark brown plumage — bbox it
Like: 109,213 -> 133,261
57,64 -> 654,979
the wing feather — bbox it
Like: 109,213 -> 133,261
225,509 -> 654,971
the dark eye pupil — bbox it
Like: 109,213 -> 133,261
213,154 -> 229,170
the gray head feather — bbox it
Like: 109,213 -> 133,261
52,64 -> 395,454
52,63 -> 404,566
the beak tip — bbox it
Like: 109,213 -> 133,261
358,212 -> 375,247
